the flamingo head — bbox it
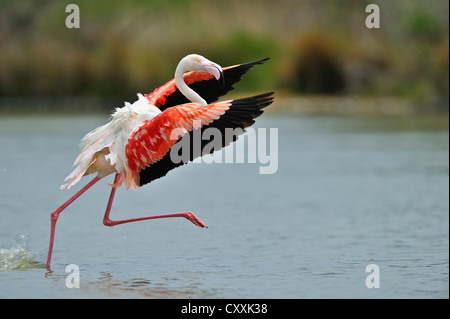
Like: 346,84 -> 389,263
182,54 -> 225,87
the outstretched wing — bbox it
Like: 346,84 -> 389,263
145,58 -> 269,111
123,100 -> 231,189
137,92 -> 274,187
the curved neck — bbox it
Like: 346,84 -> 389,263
175,63 -> 207,106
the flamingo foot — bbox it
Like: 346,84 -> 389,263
184,211 -> 208,228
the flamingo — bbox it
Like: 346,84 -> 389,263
46,54 -> 274,270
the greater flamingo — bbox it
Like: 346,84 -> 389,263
46,54 -> 273,270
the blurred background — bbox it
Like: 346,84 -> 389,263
0,0 -> 449,298
0,0 -> 448,115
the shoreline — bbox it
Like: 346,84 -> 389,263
0,95 -> 448,118
269,95 -> 449,117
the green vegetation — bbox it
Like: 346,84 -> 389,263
0,0 -> 448,110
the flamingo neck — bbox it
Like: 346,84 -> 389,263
175,63 -> 207,106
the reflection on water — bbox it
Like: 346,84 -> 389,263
87,271 -> 203,298
0,113 -> 448,298
41,266 -> 215,298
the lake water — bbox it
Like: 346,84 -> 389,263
0,113 -> 448,299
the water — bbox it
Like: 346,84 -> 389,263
0,113 -> 448,298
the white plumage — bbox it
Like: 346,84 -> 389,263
62,93 -> 161,189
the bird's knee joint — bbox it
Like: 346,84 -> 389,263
50,211 -> 59,222
103,218 -> 115,227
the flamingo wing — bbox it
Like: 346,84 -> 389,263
137,92 -> 274,187
145,58 -> 269,111
123,100 -> 231,189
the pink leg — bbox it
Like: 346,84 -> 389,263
102,173 -> 207,228
46,176 -> 101,271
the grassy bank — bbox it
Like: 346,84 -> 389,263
0,0 -> 448,113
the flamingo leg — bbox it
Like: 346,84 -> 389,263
102,173 -> 207,228
46,176 -> 101,271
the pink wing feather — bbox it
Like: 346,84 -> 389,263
145,71 -> 214,108
121,100 -> 231,189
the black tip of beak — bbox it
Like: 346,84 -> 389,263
219,70 -> 225,88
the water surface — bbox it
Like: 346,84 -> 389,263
0,113 -> 448,298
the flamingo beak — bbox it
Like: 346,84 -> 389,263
202,62 -> 225,88
218,69 -> 225,88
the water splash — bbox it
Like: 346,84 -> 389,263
0,235 -> 43,270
